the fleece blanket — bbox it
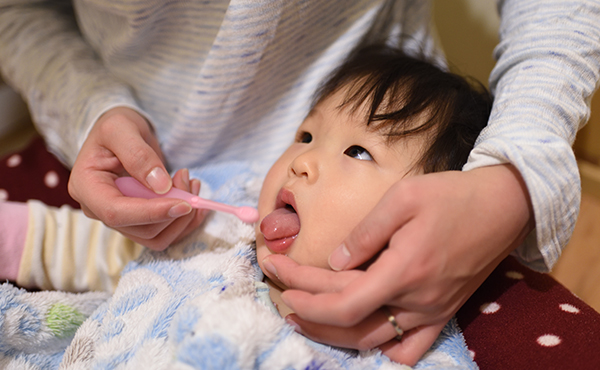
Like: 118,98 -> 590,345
0,161 -> 478,370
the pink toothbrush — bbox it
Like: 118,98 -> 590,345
115,177 -> 259,223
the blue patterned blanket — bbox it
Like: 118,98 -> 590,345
0,161 -> 478,369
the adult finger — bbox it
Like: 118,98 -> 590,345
263,254 -> 364,293
328,180 -> 418,271
144,169 -> 205,248
94,169 -> 195,246
96,108 -> 172,194
68,109 -> 182,231
173,178 -> 208,244
120,213 -> 198,250
281,245 -> 417,327
282,224 -> 484,328
284,308 -> 400,352
379,322 -> 445,366
168,172 -> 207,244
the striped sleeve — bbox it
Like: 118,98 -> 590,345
464,0 -> 600,271
0,1 -> 144,167
17,200 -> 143,293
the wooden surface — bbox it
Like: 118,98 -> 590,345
574,93 -> 600,164
551,191 -> 600,313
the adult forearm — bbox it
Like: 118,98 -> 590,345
465,0 -> 600,271
0,2 -> 141,167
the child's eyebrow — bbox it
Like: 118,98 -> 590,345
304,105 -> 325,121
305,106 -> 319,118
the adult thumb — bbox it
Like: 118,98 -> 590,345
103,107 -> 172,195
328,182 -> 414,271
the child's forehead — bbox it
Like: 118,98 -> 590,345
305,89 -> 426,145
307,88 -> 370,123
303,99 -> 376,134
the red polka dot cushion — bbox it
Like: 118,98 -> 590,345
0,136 -> 79,208
457,255 -> 600,369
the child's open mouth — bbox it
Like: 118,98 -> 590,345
260,189 -> 300,253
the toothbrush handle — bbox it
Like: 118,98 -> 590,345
115,177 -> 257,223
115,177 -> 195,202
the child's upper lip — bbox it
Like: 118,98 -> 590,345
275,188 -> 298,214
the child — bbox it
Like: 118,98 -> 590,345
0,45 -> 490,369
255,45 -> 491,319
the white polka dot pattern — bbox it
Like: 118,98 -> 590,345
44,171 -> 59,188
480,302 -> 501,314
537,334 -> 561,347
559,303 -> 580,314
464,261 -> 600,366
6,154 -> 21,168
0,136 -> 81,208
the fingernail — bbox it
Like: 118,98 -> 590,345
191,179 -> 201,195
262,257 -> 278,277
168,202 -> 192,218
285,316 -> 302,334
146,167 -> 171,194
182,168 -> 190,191
329,243 -> 351,271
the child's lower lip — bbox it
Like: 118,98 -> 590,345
264,235 -> 297,253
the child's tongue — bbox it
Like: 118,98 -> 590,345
260,207 -> 300,243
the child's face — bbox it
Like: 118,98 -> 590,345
256,89 -> 425,289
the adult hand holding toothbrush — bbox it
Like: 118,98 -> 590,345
68,107 -> 207,250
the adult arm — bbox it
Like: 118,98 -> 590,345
465,0 -> 600,271
0,169 -> 198,293
264,0 -> 600,365
0,1 -> 140,166
0,3 -> 205,248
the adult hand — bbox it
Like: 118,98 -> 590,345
263,164 -> 534,366
68,107 -> 206,250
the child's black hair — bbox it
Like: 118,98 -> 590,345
312,45 -> 492,173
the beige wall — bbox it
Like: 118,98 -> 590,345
433,0 -> 499,88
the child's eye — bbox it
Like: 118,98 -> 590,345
296,131 -> 313,144
344,145 -> 373,161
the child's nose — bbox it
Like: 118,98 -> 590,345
289,150 -> 319,183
